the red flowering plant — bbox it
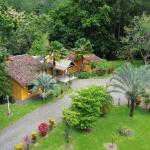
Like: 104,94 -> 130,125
38,122 -> 49,136
107,67 -> 114,74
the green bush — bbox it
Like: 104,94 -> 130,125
76,72 -> 91,79
117,127 -> 133,137
63,86 -> 112,130
100,93 -> 113,116
92,59 -> 110,71
91,59 -> 113,75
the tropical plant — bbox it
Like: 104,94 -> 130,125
72,38 -> 93,70
109,63 -> 150,117
63,86 -> 112,130
30,73 -> 57,100
48,41 -> 67,76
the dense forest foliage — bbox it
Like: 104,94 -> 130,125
0,0 -> 150,59
5,0 -> 64,13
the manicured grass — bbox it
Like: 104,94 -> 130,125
109,60 -> 144,69
92,60 -> 144,79
32,107 -> 150,150
0,84 -> 70,130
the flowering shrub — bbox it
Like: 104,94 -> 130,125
107,67 -> 114,74
14,143 -> 23,150
48,119 -> 56,128
38,122 -> 49,136
24,136 -> 30,149
31,131 -> 38,143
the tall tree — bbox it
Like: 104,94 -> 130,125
0,4 -> 24,38
0,49 -> 11,102
48,41 -> 67,76
29,33 -> 49,71
121,14 -> 150,64
109,63 -> 150,117
2,13 -> 50,55
49,0 -> 150,59
5,0 -> 62,14
49,0 -> 115,58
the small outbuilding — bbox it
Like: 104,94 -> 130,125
83,54 -> 101,73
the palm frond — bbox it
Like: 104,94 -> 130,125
110,63 -> 150,102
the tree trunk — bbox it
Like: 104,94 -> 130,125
43,55 -> 47,73
81,56 -> 84,71
52,58 -> 56,77
118,23 -> 121,38
64,122 -> 71,147
129,100 -> 135,117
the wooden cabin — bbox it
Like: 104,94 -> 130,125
83,54 -> 101,73
6,53 -> 100,101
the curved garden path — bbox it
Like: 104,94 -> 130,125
0,78 -> 127,150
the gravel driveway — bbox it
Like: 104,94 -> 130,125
0,78 -> 127,150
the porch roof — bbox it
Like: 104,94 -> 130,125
56,75 -> 77,83
55,59 -> 75,71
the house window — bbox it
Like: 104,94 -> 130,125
28,84 -> 34,94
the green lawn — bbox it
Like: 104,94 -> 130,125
91,60 -> 144,79
31,107 -> 150,150
109,60 -> 144,69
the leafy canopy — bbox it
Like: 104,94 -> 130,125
73,38 -> 93,59
122,14 -> 150,64
0,49 -> 11,97
63,85 -> 112,129
49,41 -> 67,61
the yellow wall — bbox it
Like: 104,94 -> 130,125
11,79 -> 23,100
48,68 -> 52,75
83,60 -> 92,73
11,78 -> 40,101
67,60 -> 82,74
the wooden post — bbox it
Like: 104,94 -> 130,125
6,95 -> 11,116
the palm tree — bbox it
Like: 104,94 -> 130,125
31,73 -> 57,100
109,63 -> 150,117
72,38 -> 93,70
